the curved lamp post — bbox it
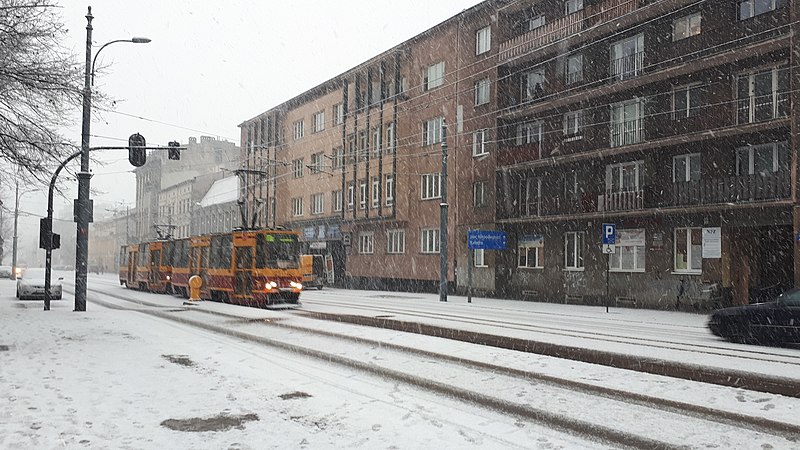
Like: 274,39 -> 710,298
74,7 -> 150,312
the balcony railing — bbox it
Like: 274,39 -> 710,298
666,172 -> 790,207
610,51 -> 644,81
598,190 -> 644,212
610,119 -> 644,147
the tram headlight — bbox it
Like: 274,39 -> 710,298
166,275 -> 171,281
268,281 -> 278,289
290,281 -> 303,290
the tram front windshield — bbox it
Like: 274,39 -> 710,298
256,233 -> 300,269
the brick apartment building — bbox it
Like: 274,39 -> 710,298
240,0 -> 800,310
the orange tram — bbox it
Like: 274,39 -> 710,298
119,228 -> 304,306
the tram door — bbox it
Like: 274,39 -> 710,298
127,250 -> 137,284
234,246 -> 253,297
149,249 -> 160,286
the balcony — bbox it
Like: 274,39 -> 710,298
664,172 -> 790,207
499,0 -> 641,62
598,190 -> 644,212
610,119 -> 644,147
610,51 -> 644,81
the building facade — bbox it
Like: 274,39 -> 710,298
238,0 -> 800,310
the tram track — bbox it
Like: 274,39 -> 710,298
62,284 -> 800,449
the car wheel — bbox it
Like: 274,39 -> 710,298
730,318 -> 756,344
16,288 -> 19,298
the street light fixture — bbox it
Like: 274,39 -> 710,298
74,7 -> 150,312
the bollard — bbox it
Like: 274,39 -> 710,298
184,275 -> 203,305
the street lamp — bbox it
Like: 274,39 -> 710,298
75,7 -> 150,312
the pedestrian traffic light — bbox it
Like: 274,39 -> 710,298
168,141 -> 181,160
39,218 -> 52,249
51,233 -> 60,250
128,133 -> 146,167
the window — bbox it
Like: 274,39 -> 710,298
474,249 -> 487,267
565,0 -> 583,14
423,117 -> 444,146
311,193 -> 324,215
371,80 -> 382,104
347,183 -> 355,209
385,175 -> 395,206
311,152 -> 324,174
371,177 -> 380,208
313,111 -> 325,132
372,126 -> 382,156
673,13 -> 701,40
359,181 -> 367,209
516,121 -> 542,146
333,104 -> 344,125
387,229 -> 405,254
332,190 -> 342,212
291,197 -> 304,217
293,120 -> 305,140
739,0 -> 777,20
609,229 -> 646,272
522,69 -> 545,100
421,173 -> 442,200
519,178 -> 541,217
529,15 -> 545,31
606,161 -> 642,193
385,122 -> 396,153
673,154 -> 700,183
473,129 -> 488,156
675,228 -> 702,273
737,67 -> 789,124
564,171 -> 579,200
359,232 -> 374,254
475,78 -> 490,106
736,142 -> 789,175
563,110 -> 583,140
425,61 -> 445,90
518,235 -> 544,268
358,130 -> 368,159
421,229 -> 440,254
565,54 -> 583,85
672,84 -> 702,118
564,231 -> 584,270
333,147 -> 344,169
610,99 -> 644,147
474,181 -> 488,208
476,26 -> 491,55
610,34 -> 644,80
292,158 -> 304,178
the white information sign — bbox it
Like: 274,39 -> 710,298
702,227 -> 722,259
602,244 -> 616,254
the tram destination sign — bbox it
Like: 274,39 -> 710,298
468,230 -> 507,250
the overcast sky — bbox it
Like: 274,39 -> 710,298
11,0 -> 481,258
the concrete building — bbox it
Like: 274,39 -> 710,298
191,175 -> 240,236
238,0 -> 800,310
158,172 -> 223,239
134,136 -> 239,241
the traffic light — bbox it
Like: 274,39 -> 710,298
51,233 -> 60,250
39,218 -> 52,249
128,133 -> 146,167
168,141 -> 181,160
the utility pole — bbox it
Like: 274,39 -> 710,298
439,120 -> 448,302
12,180 -> 20,280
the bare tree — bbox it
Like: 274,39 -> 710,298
0,0 -> 84,184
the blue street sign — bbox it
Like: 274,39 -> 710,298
468,230 -> 507,250
601,223 -> 616,245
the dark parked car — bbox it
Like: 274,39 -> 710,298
708,288 -> 800,345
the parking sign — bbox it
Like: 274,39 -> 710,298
602,223 -> 616,245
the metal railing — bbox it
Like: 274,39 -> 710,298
667,172 -> 790,207
610,51 -> 644,81
597,190 -> 644,212
610,119 -> 644,147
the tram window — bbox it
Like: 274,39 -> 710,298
209,235 -> 233,269
256,233 -> 300,269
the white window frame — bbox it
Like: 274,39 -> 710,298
291,197 -> 304,217
516,121 -> 542,146
387,229 -> 405,254
359,232 -> 375,255
672,153 -> 701,183
565,0 -> 584,14
672,13 -> 701,41
385,175 -> 395,206
311,193 -> 324,215
476,26 -> 491,55
735,141 -> 788,175
359,181 -> 367,210
293,120 -> 305,140
609,229 -> 646,272
313,111 -> 325,132
529,14 -> 545,31
565,54 -> 583,85
310,152 -> 324,174
475,78 -> 490,106
372,126 -> 382,156
606,160 -> 643,193
473,129 -> 489,156
518,236 -> 544,269
474,248 -> 488,267
672,84 -> 702,119
333,104 -> 344,125
739,0 -> 777,20
292,159 -> 304,178
736,66 -> 789,124
333,147 -> 344,169
474,181 -> 488,208
563,110 -> 583,140
421,228 -> 440,254
371,177 -> 380,208
564,231 -> 585,270
386,122 -> 396,153
520,178 -> 542,217
332,190 -> 342,212
347,183 -> 355,210
421,173 -> 442,200
610,34 -> 644,80
522,69 -> 545,100
674,227 -> 702,274
610,99 -> 644,147
425,61 -> 445,90
423,117 -> 444,146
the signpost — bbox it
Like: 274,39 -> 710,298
467,230 -> 507,304
601,223 -> 616,313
